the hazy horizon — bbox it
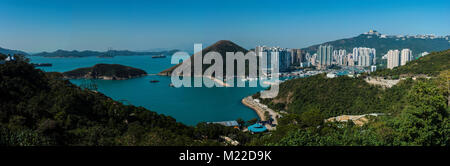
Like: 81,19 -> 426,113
0,0 -> 449,53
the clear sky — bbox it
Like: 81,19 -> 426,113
0,0 -> 449,53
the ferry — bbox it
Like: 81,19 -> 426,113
98,55 -> 114,58
32,63 -> 52,67
152,54 -> 166,58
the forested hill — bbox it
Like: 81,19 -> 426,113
257,74 -> 406,118
301,31 -> 450,59
251,69 -> 449,146
0,47 -> 29,56
63,64 -> 147,80
0,55 -> 247,146
372,49 -> 450,77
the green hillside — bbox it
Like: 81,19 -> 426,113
372,49 -> 450,77
250,70 -> 449,146
63,64 -> 147,80
0,55 -> 249,146
257,74 -> 414,119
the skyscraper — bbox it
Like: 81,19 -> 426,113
353,47 -> 376,67
387,49 -> 400,69
255,46 -> 292,72
401,49 -> 412,66
275,48 -> 292,72
336,49 -> 347,66
347,53 -> 354,66
372,48 -> 376,65
317,45 -> 333,67
289,49 -> 303,65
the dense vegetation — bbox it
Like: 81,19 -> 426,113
259,75 -> 391,117
250,60 -> 449,146
1,46 -> 449,146
251,72 -> 449,146
63,64 -> 147,80
372,49 -> 450,77
0,55 -> 250,146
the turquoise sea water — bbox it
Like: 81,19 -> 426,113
29,55 -> 263,126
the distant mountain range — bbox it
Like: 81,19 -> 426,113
0,47 -> 29,56
0,46 -> 181,58
2,30 -> 449,60
301,30 -> 450,59
32,49 -> 180,58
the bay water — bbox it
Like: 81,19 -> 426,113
29,55 -> 263,125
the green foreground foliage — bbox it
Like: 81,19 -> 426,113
0,55 -> 250,146
1,49 -> 449,146
249,50 -> 450,146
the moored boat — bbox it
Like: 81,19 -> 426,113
152,54 -> 166,58
150,80 -> 160,83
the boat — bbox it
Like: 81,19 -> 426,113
149,80 -> 160,83
32,63 -> 52,67
98,55 -> 114,58
152,54 -> 166,58
169,83 -> 175,87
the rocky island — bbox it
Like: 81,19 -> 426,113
63,64 -> 147,80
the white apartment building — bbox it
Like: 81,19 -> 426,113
353,47 -> 376,67
401,49 -> 412,66
387,49 -> 400,69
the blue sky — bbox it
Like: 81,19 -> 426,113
0,0 -> 449,53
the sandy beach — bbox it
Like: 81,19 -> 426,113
241,96 -> 279,130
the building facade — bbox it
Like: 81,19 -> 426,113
387,49 -> 400,69
317,45 -> 333,68
400,48 -> 412,66
353,47 -> 376,67
255,46 -> 292,72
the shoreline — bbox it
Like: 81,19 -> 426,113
241,96 -> 279,130
205,76 -> 231,87
241,96 -> 266,121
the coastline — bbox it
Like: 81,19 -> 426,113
241,96 -> 266,121
205,76 -> 231,87
241,96 -> 280,130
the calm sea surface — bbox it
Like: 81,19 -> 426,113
28,55 -> 263,125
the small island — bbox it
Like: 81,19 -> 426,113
63,64 -> 147,80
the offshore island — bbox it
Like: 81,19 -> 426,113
63,63 -> 147,80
